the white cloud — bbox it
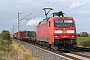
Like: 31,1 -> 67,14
27,18 -> 43,26
70,1 -> 84,9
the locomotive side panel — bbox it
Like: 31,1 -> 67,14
36,21 -> 50,43
49,18 -> 54,44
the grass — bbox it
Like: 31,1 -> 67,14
0,38 -> 12,60
9,40 -> 40,60
77,37 -> 90,46
0,39 -> 40,60
0,38 -> 2,44
0,42 -> 11,52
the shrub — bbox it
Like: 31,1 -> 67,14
80,41 -> 90,47
80,32 -> 88,37
88,34 -> 90,37
1,30 -> 11,40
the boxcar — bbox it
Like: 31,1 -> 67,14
17,31 -> 26,40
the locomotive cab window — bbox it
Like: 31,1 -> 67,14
54,20 -> 63,26
54,20 -> 74,26
64,20 -> 74,26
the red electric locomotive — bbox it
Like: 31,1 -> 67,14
36,11 -> 77,50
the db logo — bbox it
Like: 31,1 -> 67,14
63,30 -> 66,33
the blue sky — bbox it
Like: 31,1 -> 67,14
0,0 -> 90,34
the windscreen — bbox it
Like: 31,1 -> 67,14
54,20 -> 74,26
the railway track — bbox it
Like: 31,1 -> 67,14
71,52 -> 90,58
73,47 -> 90,52
36,45 -> 90,60
14,39 -> 90,60
64,52 -> 90,60
34,44 -> 81,60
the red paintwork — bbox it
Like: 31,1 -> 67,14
17,31 -> 26,40
36,16 -> 76,44
37,22 -> 48,38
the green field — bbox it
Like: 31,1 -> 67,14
77,37 -> 90,46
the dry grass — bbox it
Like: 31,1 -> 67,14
80,41 -> 90,48
0,40 -> 40,60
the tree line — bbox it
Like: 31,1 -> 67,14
0,30 -> 90,38
77,32 -> 90,37
25,31 -> 36,37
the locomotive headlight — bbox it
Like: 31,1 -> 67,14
71,36 -> 74,38
70,36 -> 75,39
67,30 -> 74,33
54,30 -> 62,33
55,36 -> 58,37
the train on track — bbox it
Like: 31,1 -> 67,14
13,11 -> 77,50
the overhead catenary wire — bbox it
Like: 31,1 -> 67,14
27,0 -> 61,20
14,0 -> 55,31
20,13 -> 32,21
26,11 -> 42,20
13,13 -> 32,31
65,2 -> 90,13
25,1 -> 90,31
44,0 -> 54,7
49,0 -> 60,7
49,1 -> 90,16
26,0 -> 54,20
21,1 -> 90,31
14,1 -> 90,32
19,0 -> 60,31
